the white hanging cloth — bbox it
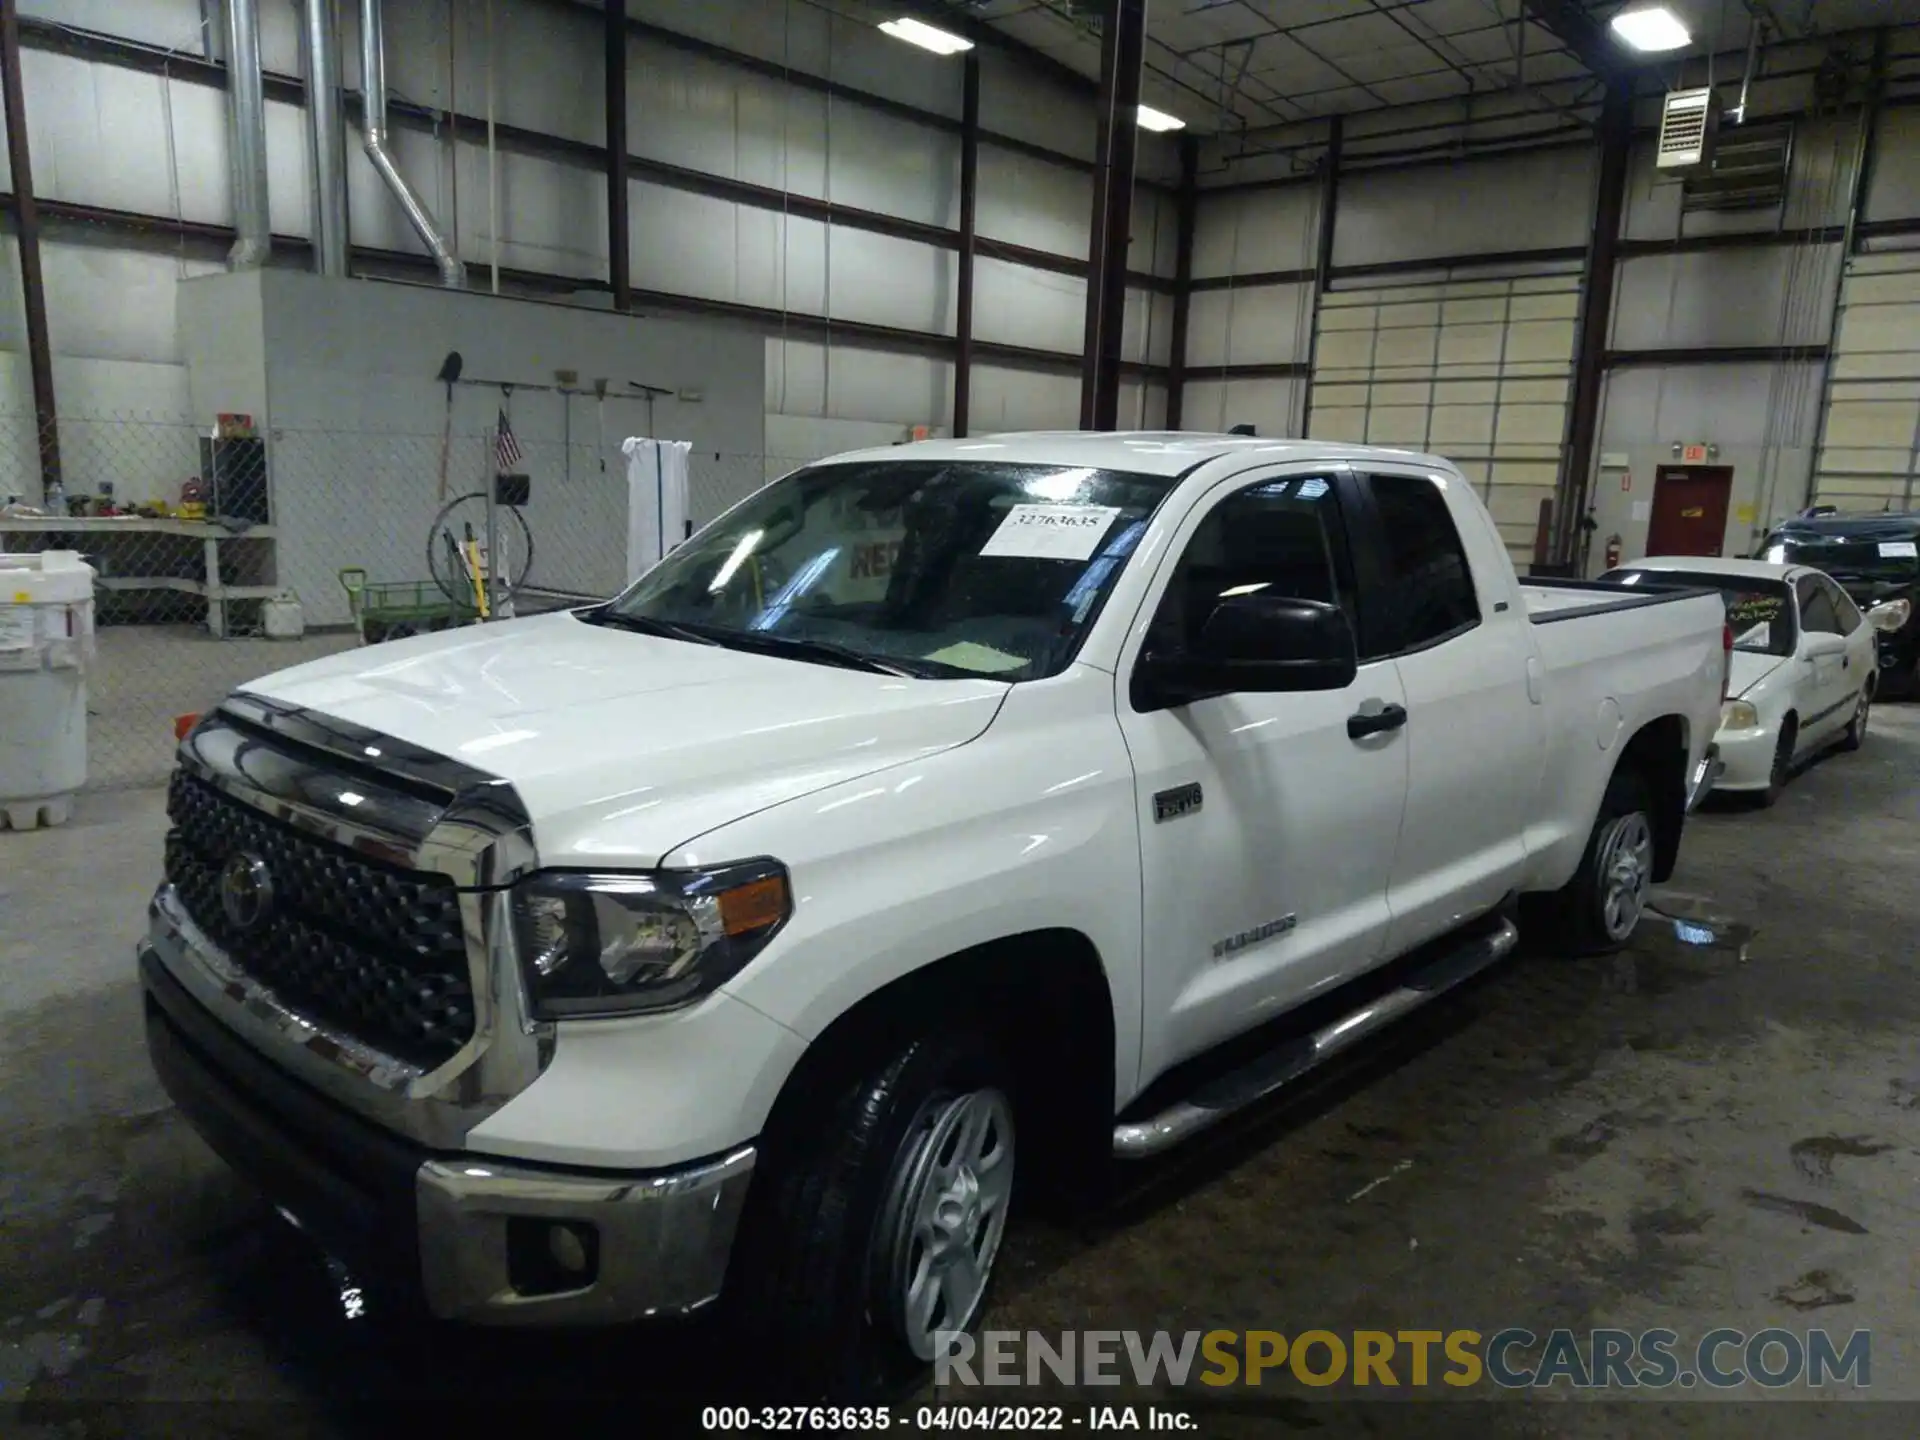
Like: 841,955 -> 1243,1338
623,438 -> 692,582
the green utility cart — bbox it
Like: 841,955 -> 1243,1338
339,567 -> 478,645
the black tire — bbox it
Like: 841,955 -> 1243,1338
1541,765 -> 1656,955
728,1028 -> 1016,1399
1841,684 -> 1872,752
1760,718 -> 1796,807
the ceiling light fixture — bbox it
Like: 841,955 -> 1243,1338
1610,6 -> 1691,53
1137,105 -> 1185,132
878,17 -> 974,55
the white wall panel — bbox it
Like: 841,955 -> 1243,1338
1191,184 -> 1319,279
976,148 -> 1091,259
970,366 -> 1079,433
631,0 -> 965,123
971,257 -> 1084,353
1185,283 -> 1311,369
1182,377 -> 1303,438
1865,107 -> 1920,224
977,52 -> 1092,164
1612,246 -> 1839,351
1116,380 -> 1168,431
1121,289 -> 1175,369
1333,148 -> 1594,268
1592,361 -> 1824,564
768,340 -> 952,429
1813,251 -> 1920,510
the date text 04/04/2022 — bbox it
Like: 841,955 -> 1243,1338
699,1404 -> 1196,1431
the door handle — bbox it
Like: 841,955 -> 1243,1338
1347,702 -> 1408,739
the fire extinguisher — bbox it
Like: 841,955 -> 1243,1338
1604,533 -> 1623,570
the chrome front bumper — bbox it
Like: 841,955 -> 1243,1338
1686,744 -> 1725,811
140,896 -> 756,1326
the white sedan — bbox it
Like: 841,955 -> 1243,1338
1603,556 -> 1879,805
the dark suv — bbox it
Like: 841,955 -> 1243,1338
1760,510 -> 1920,694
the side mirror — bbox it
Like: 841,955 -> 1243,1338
1868,598 -> 1912,634
1802,631 -> 1847,658
1136,595 -> 1358,709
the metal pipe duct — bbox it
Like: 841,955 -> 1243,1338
359,0 -> 464,286
223,0 -> 270,268
302,0 -> 348,276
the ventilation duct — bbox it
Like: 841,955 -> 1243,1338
359,0 -> 465,287
223,0 -> 270,269
302,0 -> 349,276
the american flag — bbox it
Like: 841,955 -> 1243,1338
495,409 -> 524,471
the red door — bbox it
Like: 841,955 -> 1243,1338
1646,466 -> 1734,557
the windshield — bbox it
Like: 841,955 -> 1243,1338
1761,533 -> 1919,588
603,460 -> 1172,681
1606,569 -> 1796,656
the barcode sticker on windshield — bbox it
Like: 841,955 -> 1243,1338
980,504 -> 1120,561
1878,540 -> 1917,558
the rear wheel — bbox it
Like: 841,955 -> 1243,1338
1544,765 -> 1655,955
1841,684 -> 1872,752
728,1028 -> 1016,1397
1760,718 -> 1796,807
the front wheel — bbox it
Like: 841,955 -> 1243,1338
1759,718 -> 1796,807
1543,766 -> 1656,955
728,1029 -> 1016,1397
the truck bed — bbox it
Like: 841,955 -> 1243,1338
1519,574 -> 1716,624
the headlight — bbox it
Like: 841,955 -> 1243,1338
1721,700 -> 1760,730
512,860 -> 792,1018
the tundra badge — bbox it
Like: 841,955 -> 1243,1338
1153,783 -> 1203,823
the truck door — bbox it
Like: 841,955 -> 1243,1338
1351,469 -> 1537,958
1116,468 -> 1409,1085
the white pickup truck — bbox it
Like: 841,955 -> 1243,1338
140,433 -> 1728,1388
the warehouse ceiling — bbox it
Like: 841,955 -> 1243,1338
937,0 -> 1911,133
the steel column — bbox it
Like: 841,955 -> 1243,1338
1298,116 -> 1342,438
1080,0 -> 1147,431
954,52 -> 980,438
1164,134 -> 1197,430
606,0 -> 631,310
0,0 -> 59,497
1556,83 -> 1632,565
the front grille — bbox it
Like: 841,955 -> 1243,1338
164,770 -> 474,1068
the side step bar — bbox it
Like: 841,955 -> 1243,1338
1112,915 -> 1520,1159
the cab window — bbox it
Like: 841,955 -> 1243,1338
1362,473 -> 1481,654
1144,476 -> 1358,660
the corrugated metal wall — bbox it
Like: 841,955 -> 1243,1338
1814,251 -> 1920,510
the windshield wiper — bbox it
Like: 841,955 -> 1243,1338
705,630 -> 937,678
585,609 -> 721,645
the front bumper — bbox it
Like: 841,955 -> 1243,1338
139,932 -> 756,1326
1709,723 -> 1778,793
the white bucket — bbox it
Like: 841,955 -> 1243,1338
263,590 -> 305,640
0,550 -> 96,828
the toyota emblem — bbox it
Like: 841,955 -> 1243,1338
219,852 -> 275,932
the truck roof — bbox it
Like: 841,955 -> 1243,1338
1771,511 -> 1920,539
818,431 -> 1456,480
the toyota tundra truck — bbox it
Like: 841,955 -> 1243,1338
139,433 -> 1729,1389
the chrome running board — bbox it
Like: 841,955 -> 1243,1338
1112,915 -> 1520,1159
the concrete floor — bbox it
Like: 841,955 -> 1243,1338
2,705 -> 1917,1434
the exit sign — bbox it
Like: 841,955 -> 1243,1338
1680,443 -> 1709,463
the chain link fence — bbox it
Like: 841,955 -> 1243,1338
3,412 -> 806,791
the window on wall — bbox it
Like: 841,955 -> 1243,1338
1364,473 -> 1481,652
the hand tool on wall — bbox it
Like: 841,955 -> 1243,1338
435,351 -> 464,501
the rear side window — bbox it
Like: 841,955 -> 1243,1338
1796,575 -> 1843,635
1363,474 -> 1481,652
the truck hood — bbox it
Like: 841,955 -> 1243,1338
247,611 -> 1010,867
1729,650 -> 1788,699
